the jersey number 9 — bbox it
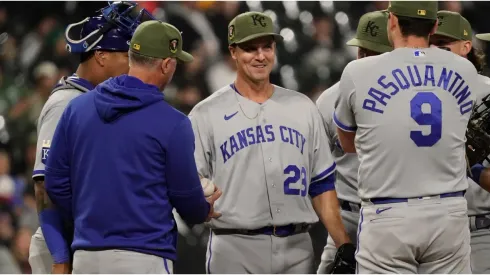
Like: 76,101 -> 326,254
283,165 -> 307,197
410,92 -> 442,147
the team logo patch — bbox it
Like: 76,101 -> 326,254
417,9 -> 426,16
133,43 -> 140,50
41,139 -> 51,165
364,20 -> 379,37
228,25 -> 235,40
437,15 -> 444,26
169,39 -> 178,53
251,14 -> 267,27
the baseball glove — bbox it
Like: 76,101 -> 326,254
466,94 -> 490,174
330,243 -> 356,274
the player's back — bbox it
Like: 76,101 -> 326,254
60,75 -> 202,260
345,47 -> 478,199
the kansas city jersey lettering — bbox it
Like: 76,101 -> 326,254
220,125 -> 306,163
363,65 -> 473,115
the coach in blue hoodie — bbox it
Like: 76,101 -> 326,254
44,20 -> 222,274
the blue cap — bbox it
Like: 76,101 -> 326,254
65,1 -> 155,53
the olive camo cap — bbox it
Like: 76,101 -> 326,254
130,20 -> 193,63
346,10 -> 393,53
388,1 -> 438,20
228,11 -> 283,45
435,11 -> 472,41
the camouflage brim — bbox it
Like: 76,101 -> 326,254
346,38 -> 393,54
175,50 -> 194,63
233,32 -> 283,45
476,33 -> 490,42
433,31 -> 464,41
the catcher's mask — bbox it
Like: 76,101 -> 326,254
65,1 -> 155,53
466,93 -> 490,166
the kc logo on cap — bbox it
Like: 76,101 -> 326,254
251,14 -> 267,27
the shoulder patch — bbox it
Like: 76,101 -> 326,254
41,139 -> 51,165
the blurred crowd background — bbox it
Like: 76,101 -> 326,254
0,1 -> 489,273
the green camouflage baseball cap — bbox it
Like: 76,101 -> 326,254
435,11 -> 472,41
130,20 -> 193,63
476,33 -> 490,41
346,10 -> 392,53
228,12 -> 283,45
388,1 -> 438,20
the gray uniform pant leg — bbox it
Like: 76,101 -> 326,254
317,209 -> 360,274
73,250 -> 173,274
356,196 -> 471,274
29,227 -> 53,274
206,230 -> 313,274
469,222 -> 490,273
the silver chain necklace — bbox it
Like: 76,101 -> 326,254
234,91 -> 260,120
231,83 -> 272,120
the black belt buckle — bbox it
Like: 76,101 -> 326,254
272,225 -> 280,237
272,225 -> 289,237
273,224 -> 304,237
476,216 -> 490,230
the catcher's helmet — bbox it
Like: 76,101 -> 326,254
65,1 -> 155,53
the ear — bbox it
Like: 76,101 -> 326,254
161,58 -> 176,75
462,40 -> 472,56
388,12 -> 397,32
94,51 -> 106,67
429,19 -> 439,36
229,45 -> 237,61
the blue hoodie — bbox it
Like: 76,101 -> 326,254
44,75 -> 210,261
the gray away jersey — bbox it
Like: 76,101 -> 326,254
334,47 -> 479,199
32,78 -> 89,179
316,82 -> 360,204
466,74 -> 490,216
189,85 -> 336,230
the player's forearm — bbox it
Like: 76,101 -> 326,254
481,167 -> 490,192
169,188 -> 211,225
35,179 -> 54,215
312,190 -> 351,247
35,180 -> 71,264
44,169 -> 73,220
336,128 -> 356,153
471,164 -> 490,193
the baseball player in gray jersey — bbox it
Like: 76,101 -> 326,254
472,34 -> 490,195
189,11 -> 353,274
29,2 -> 152,273
316,10 -> 393,274
430,11 -> 490,273
334,1 -> 480,273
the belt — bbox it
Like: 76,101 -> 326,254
368,191 -> 465,205
339,199 -> 361,212
469,215 -> 490,231
212,223 -> 311,238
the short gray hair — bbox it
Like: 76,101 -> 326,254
128,50 -> 161,70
